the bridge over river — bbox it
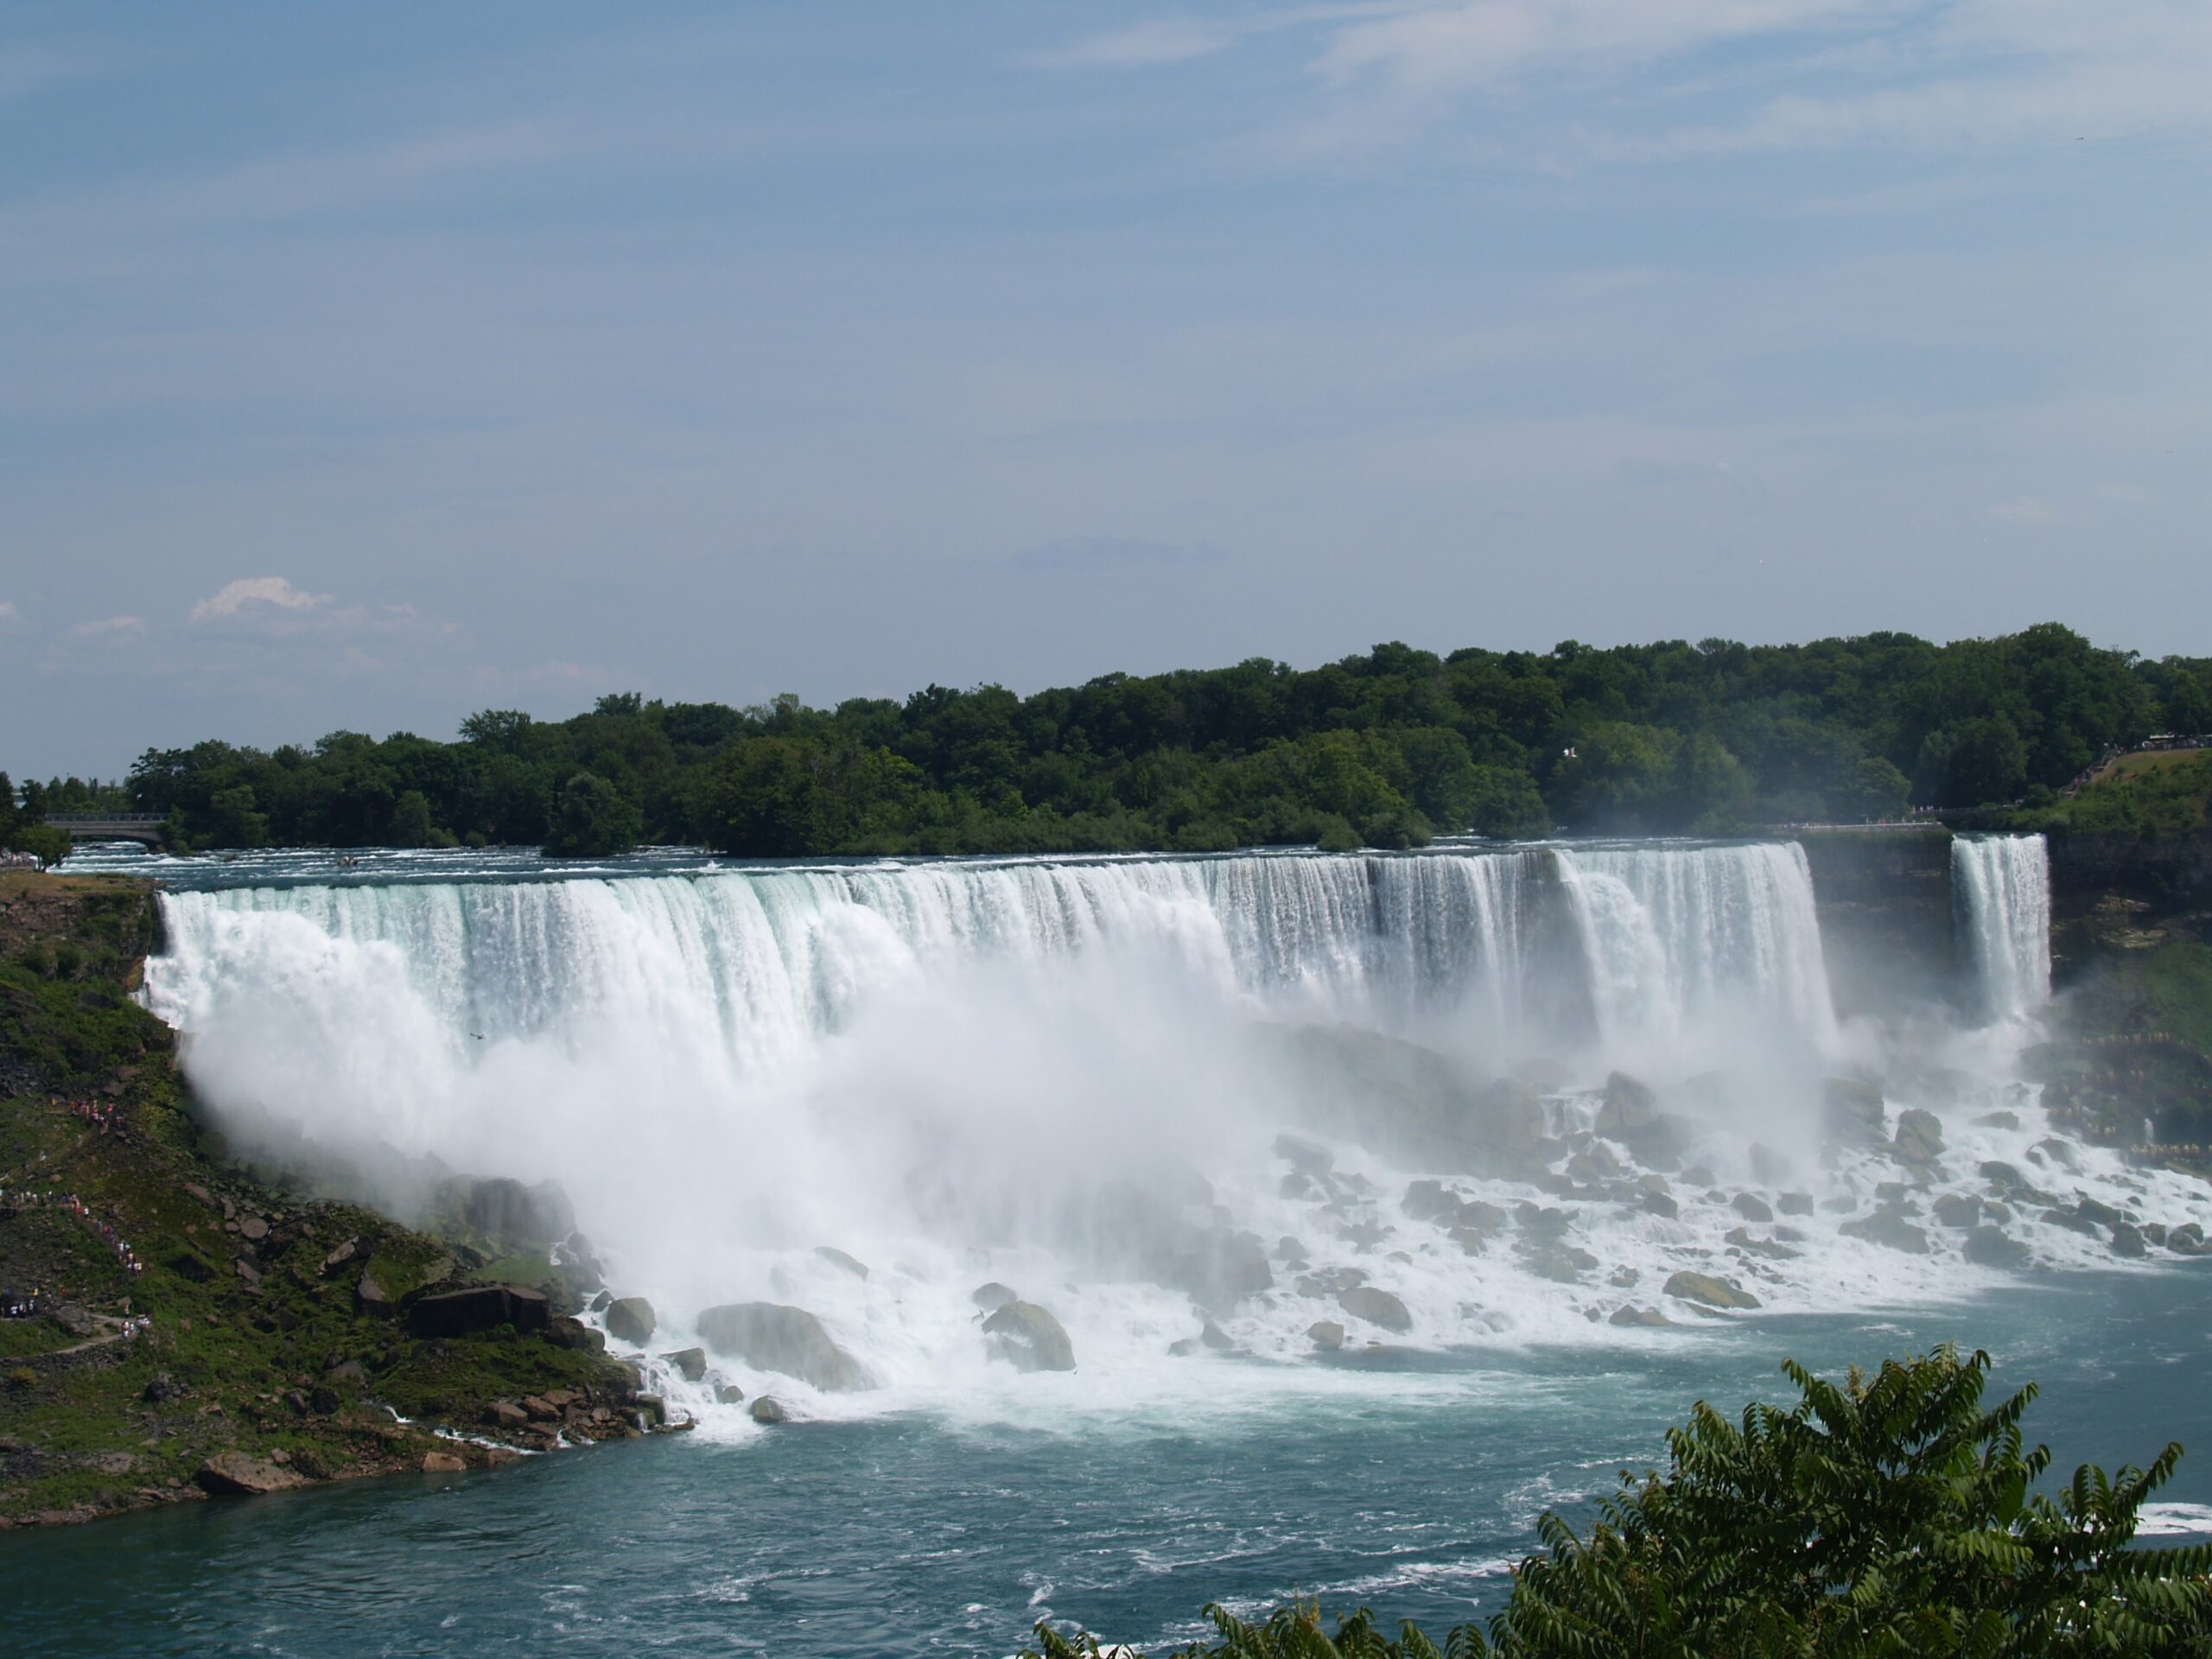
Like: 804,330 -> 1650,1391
46,813 -> 165,844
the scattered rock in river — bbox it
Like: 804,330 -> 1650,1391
1662,1271 -> 1760,1310
661,1347 -> 708,1383
696,1302 -> 874,1391
749,1396 -> 787,1425
813,1246 -> 868,1280
422,1452 -> 467,1474
1892,1109 -> 1945,1166
1933,1193 -> 1983,1230
1609,1305 -> 1670,1327
1840,1207 -> 1930,1255
1732,1192 -> 1773,1223
982,1300 -> 1077,1373
1337,1286 -> 1412,1333
195,1452 -> 307,1496
1306,1320 -> 1344,1351
1963,1225 -> 2030,1268
604,1296 -> 656,1346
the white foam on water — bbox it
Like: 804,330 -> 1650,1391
137,841 -> 2212,1426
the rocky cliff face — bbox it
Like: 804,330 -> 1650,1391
1795,830 -> 1959,1020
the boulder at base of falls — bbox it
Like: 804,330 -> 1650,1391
696,1302 -> 874,1392
1662,1270 -> 1760,1311
749,1396 -> 786,1425
661,1347 -> 708,1383
1777,1192 -> 1815,1216
715,1382 -> 746,1404
407,1283 -> 550,1338
970,1281 -> 1018,1312
545,1317 -> 607,1353
1933,1193 -> 1983,1230
1156,1228 -> 1274,1314
1962,1225 -> 2030,1268
195,1452 -> 308,1497
604,1296 -> 656,1346
982,1300 -> 1077,1373
1595,1072 -> 1688,1165
1821,1077 -> 1887,1147
2111,1222 -> 2149,1259
1337,1286 -> 1413,1334
1892,1109 -> 1945,1167
815,1246 -> 869,1280
1732,1192 -> 1773,1223
1306,1320 -> 1345,1351
1840,1207 -> 1930,1255
1609,1306 -> 1670,1327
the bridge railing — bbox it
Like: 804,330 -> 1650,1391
43,813 -> 165,824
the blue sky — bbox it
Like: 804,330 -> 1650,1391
3,2 -> 2208,776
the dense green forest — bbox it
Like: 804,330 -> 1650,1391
10,624 -> 2211,858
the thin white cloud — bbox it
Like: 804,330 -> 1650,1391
1993,496 -> 2053,524
1029,18 -> 1248,69
189,575 -> 331,623
68,614 -> 149,639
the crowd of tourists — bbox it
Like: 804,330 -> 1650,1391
1,847 -> 51,869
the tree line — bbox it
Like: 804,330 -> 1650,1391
16,623 -> 2212,858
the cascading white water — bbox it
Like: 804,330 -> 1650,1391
136,836 -> 2203,1417
1952,835 -> 2052,1023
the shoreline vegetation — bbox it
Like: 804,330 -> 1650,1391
0,871 -> 683,1530
8,624 -> 2209,861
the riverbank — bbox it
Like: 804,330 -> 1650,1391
0,872 -> 663,1529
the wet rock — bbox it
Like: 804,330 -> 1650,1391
1199,1319 -> 1236,1353
982,1301 -> 1077,1373
697,1302 -> 874,1392
1726,1226 -> 1800,1262
2110,1222 -> 2148,1259
1731,1192 -> 1773,1223
662,1347 -> 708,1383
1167,1338 -> 1202,1357
1777,1192 -> 1814,1216
195,1452 -> 307,1496
1821,1077 -> 1886,1147
1680,1165 -> 1717,1189
1273,1236 -> 1308,1263
545,1317 -> 606,1353
1274,1135 -> 1335,1178
1609,1305 -> 1670,1327
1609,1265 -> 1640,1287
2031,1137 -> 2081,1172
1963,1225 -> 2030,1268
815,1247 -> 869,1280
1402,1179 -> 1462,1224
1639,1189 -> 1679,1219
1279,1172 -> 1319,1200
1933,1193 -> 1983,1230
1892,1109 -> 1945,1166
1336,1219 -> 1391,1249
604,1296 -> 656,1346
1337,1286 -> 1413,1333
1520,1243 -> 1599,1283
484,1401 -> 530,1429
409,1284 -> 550,1338
1566,1142 -> 1622,1183
2042,1207 -> 2101,1237
970,1282 -> 1019,1313
462,1177 -> 576,1246
2143,1223 -> 2169,1247
1662,1271 -> 1760,1310
2172,1222 -> 2206,1250
1974,1110 -> 2021,1130
422,1452 -> 467,1473
1840,1208 -> 1930,1255
1306,1320 -> 1345,1351
1154,1227 -> 1274,1314
749,1396 -> 787,1425
1596,1071 -> 1688,1163
2075,1197 -> 2125,1229
589,1289 -> 613,1313
715,1382 -> 747,1405
1296,1267 -> 1368,1297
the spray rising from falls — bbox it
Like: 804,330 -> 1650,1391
1953,835 -> 2052,1024
143,838 -> 2203,1421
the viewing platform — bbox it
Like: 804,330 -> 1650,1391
45,813 -> 165,844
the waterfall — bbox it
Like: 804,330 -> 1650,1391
148,844 -> 1835,1077
1952,835 -> 2051,1022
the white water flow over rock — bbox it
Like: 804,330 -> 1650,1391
143,840 -> 2205,1427
1953,834 -> 2053,1023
